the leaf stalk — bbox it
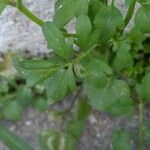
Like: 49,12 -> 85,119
124,0 -> 137,27
16,1 -> 44,26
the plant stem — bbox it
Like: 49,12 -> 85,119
68,85 -> 82,112
6,1 -> 76,37
17,5 -> 75,37
124,0 -> 137,27
73,44 -> 98,63
138,99 -> 144,150
111,0 -> 115,7
17,4 -> 44,26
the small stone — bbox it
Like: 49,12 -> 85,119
25,120 -> 32,126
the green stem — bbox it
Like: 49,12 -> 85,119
73,44 -> 98,63
59,44 -> 98,69
17,4 -> 75,37
6,1 -> 76,37
17,3 -> 44,26
111,0 -> 115,7
124,0 -> 137,27
138,99 -> 144,150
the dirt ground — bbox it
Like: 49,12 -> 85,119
1,95 -> 150,150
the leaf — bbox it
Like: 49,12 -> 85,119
53,0 -> 81,28
34,98 -> 49,112
76,99 -> 91,121
143,37 -> 150,53
146,66 -> 150,74
89,71 -> 108,89
0,3 -> 6,15
65,37 -> 74,53
76,15 -> 92,48
88,0 -> 103,22
67,99 -> 90,140
76,0 -> 89,16
125,0 -> 132,6
136,83 -> 143,98
94,6 -> 124,43
42,22 -> 72,59
67,65 -> 77,91
135,5 -> 150,33
145,0 -> 150,4
84,79 -> 134,117
0,124 -> 34,150
0,77 -> 9,93
67,120 -> 84,139
14,58 -> 62,69
39,129 -> 76,150
14,57 -> 59,87
112,129 -> 131,150
141,73 -> 150,102
46,69 -> 68,104
74,57 -> 112,88
3,101 -> 22,121
128,27 -> 145,43
86,29 -> 100,48
16,86 -> 33,108
77,57 -> 112,77
84,58 -> 111,88
113,40 -> 133,72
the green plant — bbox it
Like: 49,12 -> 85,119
0,0 -> 150,149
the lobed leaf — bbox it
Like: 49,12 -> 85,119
42,22 -> 72,59
14,57 -> 59,87
76,0 -> 89,16
16,86 -> 33,108
3,101 -> 22,121
135,5 -> 150,33
113,40 -> 133,72
74,56 -> 112,88
76,15 -> 92,48
34,98 -> 49,112
84,79 -> 134,117
129,27 -> 145,43
94,6 -> 124,43
46,69 -> 68,104
54,0 -> 81,28
88,0 -> 103,22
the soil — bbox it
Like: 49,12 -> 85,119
1,94 -> 150,150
